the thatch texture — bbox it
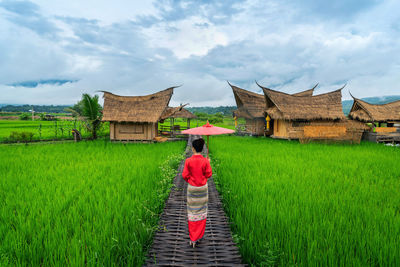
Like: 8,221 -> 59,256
233,107 -> 253,119
230,82 -> 317,119
230,83 -> 265,118
160,106 -> 197,120
258,84 -> 345,121
292,83 -> 318,96
102,87 -> 175,123
349,97 -> 400,122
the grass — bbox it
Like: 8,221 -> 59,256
211,136 -> 400,266
0,140 -> 185,266
0,117 -> 237,143
0,120 -> 109,142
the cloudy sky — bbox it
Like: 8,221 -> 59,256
0,0 -> 399,106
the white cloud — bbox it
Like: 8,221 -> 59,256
143,16 -> 228,59
67,55 -> 103,73
31,0 -> 158,25
0,0 -> 399,107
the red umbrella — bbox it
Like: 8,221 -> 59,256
181,121 -> 235,158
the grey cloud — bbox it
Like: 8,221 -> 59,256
0,0 -> 399,106
8,79 -> 78,88
131,0 -> 243,29
291,0 -> 380,19
0,0 -> 59,38
0,0 -> 39,16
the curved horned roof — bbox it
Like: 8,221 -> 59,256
292,83 -> 318,96
229,82 -> 266,118
160,106 -> 197,120
229,81 -> 318,119
257,83 -> 346,121
349,95 -> 400,122
102,87 -> 177,123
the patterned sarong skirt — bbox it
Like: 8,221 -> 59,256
187,183 -> 208,242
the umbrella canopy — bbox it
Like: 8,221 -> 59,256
181,121 -> 235,157
181,121 -> 235,136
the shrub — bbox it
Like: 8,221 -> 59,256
193,112 -> 224,124
209,115 -> 223,124
9,131 -> 34,142
19,113 -> 31,120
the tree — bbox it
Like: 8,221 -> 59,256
65,100 -> 84,117
19,113 -> 31,120
72,94 -> 102,139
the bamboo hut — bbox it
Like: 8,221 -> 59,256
102,87 -> 177,141
257,83 -> 366,143
159,106 -> 197,136
229,82 -> 317,135
349,96 -> 400,142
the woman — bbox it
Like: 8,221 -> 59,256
182,138 -> 212,248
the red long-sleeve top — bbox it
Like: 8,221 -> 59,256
182,154 -> 212,187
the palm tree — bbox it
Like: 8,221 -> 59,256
82,93 -> 102,139
69,93 -> 102,139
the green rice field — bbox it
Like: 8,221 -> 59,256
211,136 -> 400,266
0,118 -> 234,143
0,140 -> 185,266
0,120 -> 109,142
2,129 -> 399,266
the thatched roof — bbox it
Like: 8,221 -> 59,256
160,106 -> 197,119
230,82 -> 265,119
102,87 -> 176,123
230,82 -> 318,119
257,83 -> 346,121
292,83 -> 318,96
349,96 -> 400,122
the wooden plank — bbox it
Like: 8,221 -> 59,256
144,135 -> 245,266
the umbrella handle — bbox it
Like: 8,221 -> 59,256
207,135 -> 209,158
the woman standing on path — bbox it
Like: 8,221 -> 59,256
182,138 -> 212,248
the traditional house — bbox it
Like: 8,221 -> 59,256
229,82 -> 317,136
257,83 -> 366,143
159,106 -> 197,136
102,87 -> 177,141
349,96 -> 400,142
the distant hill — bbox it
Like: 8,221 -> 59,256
2,95 -> 399,115
342,95 -> 400,115
0,104 -> 71,113
186,106 -> 236,116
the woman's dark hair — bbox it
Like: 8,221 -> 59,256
192,138 -> 205,153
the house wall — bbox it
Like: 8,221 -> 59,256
272,120 -> 364,143
374,127 -> 397,133
273,119 -> 289,138
303,125 -> 347,138
245,118 -> 265,135
111,122 -> 156,140
110,122 -> 115,140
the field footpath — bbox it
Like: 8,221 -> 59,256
145,135 -> 245,266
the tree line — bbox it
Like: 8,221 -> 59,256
0,105 -> 70,113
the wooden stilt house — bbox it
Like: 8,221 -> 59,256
102,87 -> 177,141
257,83 -> 366,143
229,82 -> 317,136
349,96 -> 400,142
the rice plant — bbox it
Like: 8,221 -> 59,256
0,120 -> 109,142
211,136 -> 400,266
0,140 -> 185,266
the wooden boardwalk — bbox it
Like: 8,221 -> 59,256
144,135 -> 245,266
